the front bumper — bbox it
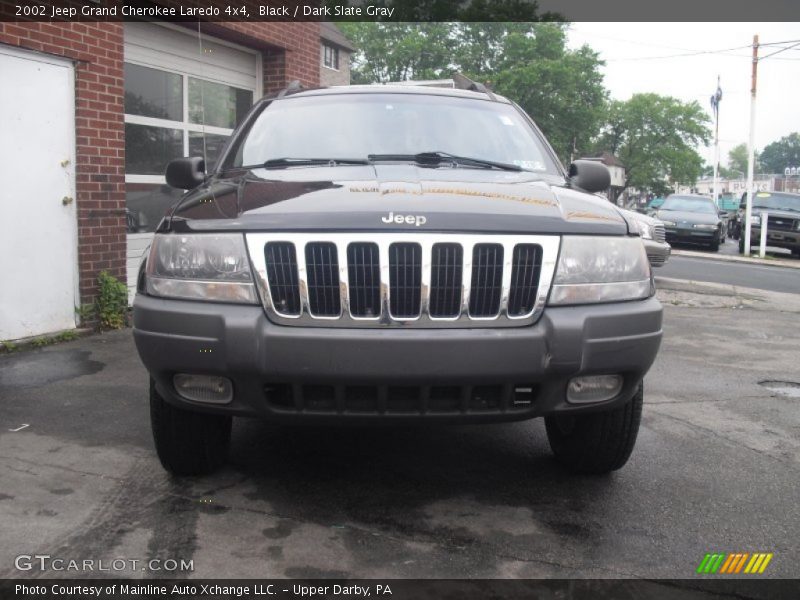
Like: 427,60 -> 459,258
746,226 -> 800,251
133,294 -> 663,423
643,239 -> 671,267
664,227 -> 718,245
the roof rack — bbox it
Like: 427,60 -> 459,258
276,80 -> 305,98
452,72 -> 497,101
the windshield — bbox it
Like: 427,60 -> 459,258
229,93 -> 560,174
746,192 -> 800,212
660,196 -> 717,214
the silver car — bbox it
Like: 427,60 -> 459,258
620,208 -> 671,267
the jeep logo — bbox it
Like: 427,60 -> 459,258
381,212 -> 427,226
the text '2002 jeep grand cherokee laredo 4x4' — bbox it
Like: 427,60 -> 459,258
133,82 -> 663,476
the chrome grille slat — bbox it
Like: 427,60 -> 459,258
347,242 -> 381,318
469,244 -> 504,317
264,242 -> 301,316
508,244 -> 542,317
653,223 -> 666,243
305,242 -> 341,317
429,243 -> 463,318
389,242 -> 422,318
246,233 -> 560,328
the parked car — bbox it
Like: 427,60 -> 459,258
619,208 -> 671,267
735,191 -> 800,256
133,81 -> 663,476
654,194 -> 726,251
645,197 -> 665,214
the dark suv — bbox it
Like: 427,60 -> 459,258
732,191 -> 800,256
133,82 -> 663,476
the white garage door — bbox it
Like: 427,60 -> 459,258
124,23 -> 261,301
0,46 -> 78,340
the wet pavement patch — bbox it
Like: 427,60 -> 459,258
0,348 -> 104,388
759,380 -> 800,398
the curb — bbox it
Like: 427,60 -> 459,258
655,276 -> 800,312
0,327 -> 95,354
670,248 -> 800,270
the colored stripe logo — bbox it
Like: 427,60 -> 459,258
696,553 -> 773,574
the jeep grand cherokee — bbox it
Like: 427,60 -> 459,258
133,82 -> 663,476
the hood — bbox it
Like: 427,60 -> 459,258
165,165 -> 629,235
655,209 -> 720,226
750,206 -> 800,220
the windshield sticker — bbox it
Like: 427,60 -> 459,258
756,192 -> 771,197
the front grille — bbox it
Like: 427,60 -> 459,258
469,244 -> 504,317
508,244 -> 543,316
429,243 -> 463,317
305,242 -> 341,316
347,242 -> 381,317
389,243 -> 422,318
247,233 -> 560,328
264,382 -> 539,415
766,215 -> 797,232
653,223 -> 666,243
264,242 -> 301,315
647,251 -> 667,266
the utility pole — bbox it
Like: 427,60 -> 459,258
710,76 -> 722,212
743,35 -> 759,256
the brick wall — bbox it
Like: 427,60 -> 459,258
0,21 -> 319,317
320,49 -> 351,87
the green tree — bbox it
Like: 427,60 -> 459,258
726,142 -> 759,176
492,25 -> 606,163
339,23 -> 606,161
594,94 -> 711,195
759,132 -> 800,174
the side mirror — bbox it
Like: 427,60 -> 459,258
568,160 -> 611,194
718,210 -> 727,217
165,157 -> 206,190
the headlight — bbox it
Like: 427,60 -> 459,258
146,233 -> 258,303
660,219 -> 676,226
548,236 -> 652,306
629,215 -> 655,240
750,214 -> 761,226
693,223 -> 717,230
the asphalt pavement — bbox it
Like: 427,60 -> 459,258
658,238 -> 800,294
659,255 -> 800,294
1,284 -> 799,581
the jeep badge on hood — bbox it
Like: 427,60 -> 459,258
381,212 -> 427,226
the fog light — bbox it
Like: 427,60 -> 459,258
567,375 -> 623,404
173,374 -> 233,404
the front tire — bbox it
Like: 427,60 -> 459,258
150,378 -> 232,476
545,383 -> 643,475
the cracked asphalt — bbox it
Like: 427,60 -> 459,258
1,285 -> 799,580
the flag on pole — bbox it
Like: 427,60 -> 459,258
710,76 -> 722,119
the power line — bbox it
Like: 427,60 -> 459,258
604,44 -> 753,62
601,39 -> 800,63
760,41 -> 800,60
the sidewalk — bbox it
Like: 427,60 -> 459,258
655,276 -> 800,312
670,248 -> 800,269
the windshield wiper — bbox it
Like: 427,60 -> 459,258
241,157 -> 371,169
368,151 -> 523,172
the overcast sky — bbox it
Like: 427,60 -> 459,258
566,23 -> 800,171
